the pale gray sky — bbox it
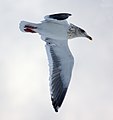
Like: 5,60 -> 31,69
0,0 -> 113,120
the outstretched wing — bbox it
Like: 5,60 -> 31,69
45,39 -> 74,112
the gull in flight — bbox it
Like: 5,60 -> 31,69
19,13 -> 92,112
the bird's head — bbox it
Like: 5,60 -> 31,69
77,27 -> 92,40
69,23 -> 92,40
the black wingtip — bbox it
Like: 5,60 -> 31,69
51,97 -> 58,112
55,108 -> 58,112
49,13 -> 72,20
51,88 -> 67,112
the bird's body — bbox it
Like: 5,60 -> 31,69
19,13 -> 92,112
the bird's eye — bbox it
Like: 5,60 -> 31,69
81,29 -> 85,33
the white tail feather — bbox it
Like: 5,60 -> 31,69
19,21 -> 38,33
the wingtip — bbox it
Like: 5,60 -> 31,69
45,13 -> 72,20
51,97 -> 59,112
54,108 -> 58,112
51,88 -> 67,112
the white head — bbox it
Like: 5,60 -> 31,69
68,23 -> 92,40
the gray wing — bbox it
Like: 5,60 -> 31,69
45,39 -> 74,112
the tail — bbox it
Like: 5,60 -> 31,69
19,21 -> 38,33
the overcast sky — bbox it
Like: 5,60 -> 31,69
0,0 -> 113,120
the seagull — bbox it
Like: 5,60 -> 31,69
19,13 -> 92,112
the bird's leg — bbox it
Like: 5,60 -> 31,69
24,25 -> 37,33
